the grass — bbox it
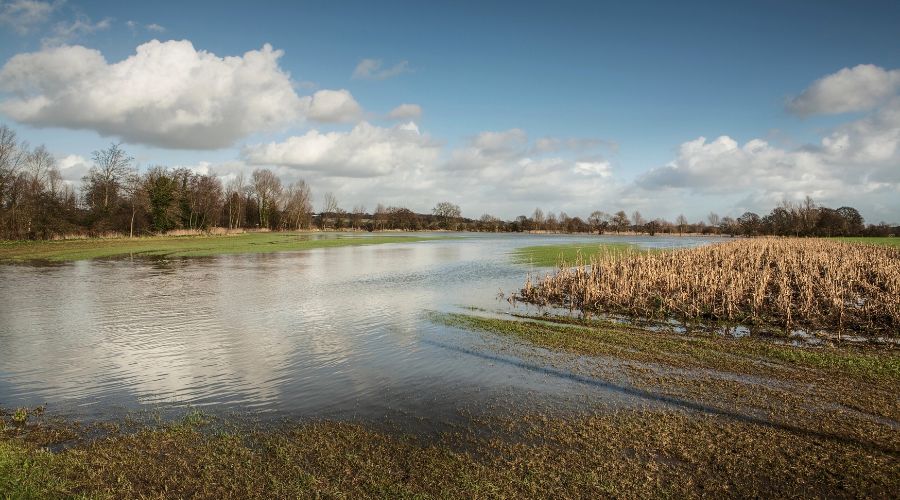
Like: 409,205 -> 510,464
512,241 -> 643,267
1,406 -> 898,498
0,232 -> 446,262
836,236 -> 900,247
517,238 -> 900,336
431,312 -> 900,382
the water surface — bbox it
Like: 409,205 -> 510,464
0,233 -> 718,424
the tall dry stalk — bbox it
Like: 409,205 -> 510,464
516,239 -> 900,336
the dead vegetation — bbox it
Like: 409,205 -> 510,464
516,238 -> 900,337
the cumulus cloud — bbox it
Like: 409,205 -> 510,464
352,58 -> 411,80
0,0 -> 58,34
56,153 -> 89,184
0,40 -> 318,149
387,103 -> 422,120
787,64 -> 900,116
242,121 -> 440,177
304,89 -> 363,123
146,23 -> 165,32
636,99 -> 900,217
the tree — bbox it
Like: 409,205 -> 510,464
86,143 -> 133,212
432,201 -> 461,230
374,203 -> 388,231
144,167 -> 179,233
532,207 -> 545,231
123,171 -> 147,238
836,206 -> 865,235
631,211 -> 646,233
588,211 -> 610,234
611,211 -> 629,234
675,214 -> 688,235
284,180 -> 313,230
321,192 -> 340,229
251,169 -> 282,229
351,205 -> 366,230
707,212 -> 721,230
738,212 -> 761,236
225,172 -> 246,229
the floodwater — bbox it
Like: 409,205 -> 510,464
0,233 -> 718,424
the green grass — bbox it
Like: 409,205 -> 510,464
511,242 -> 644,267
836,236 -> 900,247
2,407 -> 898,498
430,312 -> 900,382
0,233 -> 446,262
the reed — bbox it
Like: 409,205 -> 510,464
515,238 -> 900,336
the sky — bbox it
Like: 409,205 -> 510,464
1,0 -> 899,222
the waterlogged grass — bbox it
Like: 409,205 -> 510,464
0,232 -> 446,263
430,312 -> 900,382
837,236 -> 900,247
1,407 -> 898,498
2,313 -> 899,497
512,241 -> 643,267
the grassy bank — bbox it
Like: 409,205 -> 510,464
0,233 -> 446,262
837,236 -> 900,246
512,241 -> 643,267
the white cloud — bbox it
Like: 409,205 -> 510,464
0,0 -> 58,34
352,58 -> 411,80
636,99 -> 900,218
304,89 -> 362,123
146,23 -> 165,33
574,160 -> 612,177
0,40 -> 311,149
387,103 -> 422,120
787,64 -> 900,116
242,121 -> 440,177
41,13 -> 111,47
56,153 -> 89,184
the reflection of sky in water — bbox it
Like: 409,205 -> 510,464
0,234 -> 718,422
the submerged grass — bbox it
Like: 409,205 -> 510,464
0,232 -> 445,263
512,241 -> 643,267
1,406 -> 898,499
431,312 -> 900,382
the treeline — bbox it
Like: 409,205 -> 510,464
0,127 -> 896,240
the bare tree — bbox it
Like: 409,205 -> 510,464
374,203 -> 388,231
433,201 -> 461,230
631,210 -> 645,233
321,192 -> 340,230
225,172 -> 246,229
86,143 -> 133,211
611,211 -> 630,234
351,204 -> 366,230
588,210 -> 610,234
284,180 -> 313,230
251,169 -> 282,229
676,214 -> 688,235
123,171 -> 146,238
532,207 -> 545,231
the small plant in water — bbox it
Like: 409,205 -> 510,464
12,407 -> 28,425
182,409 -> 209,427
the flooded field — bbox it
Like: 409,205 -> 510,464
0,233 -> 717,423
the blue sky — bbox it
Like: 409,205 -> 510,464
1,0 -> 899,221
